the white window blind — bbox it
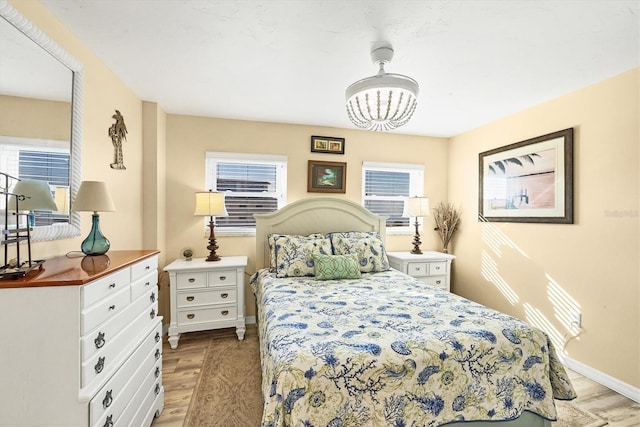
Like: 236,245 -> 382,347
206,152 -> 287,234
362,161 -> 424,233
0,137 -> 70,226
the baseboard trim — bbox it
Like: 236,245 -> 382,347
562,355 -> 640,403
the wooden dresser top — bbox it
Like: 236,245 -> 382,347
0,250 -> 159,289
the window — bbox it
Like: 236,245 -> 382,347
362,161 -> 424,233
206,152 -> 287,235
0,136 -> 70,227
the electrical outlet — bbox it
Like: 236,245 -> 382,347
570,311 -> 582,328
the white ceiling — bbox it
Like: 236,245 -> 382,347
38,0 -> 639,137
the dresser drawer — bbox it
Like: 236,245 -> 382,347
82,286 -> 157,362
131,270 -> 158,301
407,262 -> 429,277
208,269 -> 237,287
82,299 -> 159,388
90,321 -> 162,427
82,268 -> 131,309
131,255 -> 159,282
419,276 -> 447,290
428,262 -> 447,276
81,286 -> 131,335
176,272 -> 207,289
120,355 -> 163,427
178,305 -> 237,325
177,287 -> 236,308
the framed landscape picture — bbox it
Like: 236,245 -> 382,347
307,160 -> 346,193
478,128 -> 574,223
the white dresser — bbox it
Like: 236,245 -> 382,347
165,256 -> 247,349
387,251 -> 456,292
0,250 -> 164,427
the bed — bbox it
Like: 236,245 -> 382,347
252,197 -> 576,427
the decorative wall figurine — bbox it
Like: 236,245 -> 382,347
108,110 -> 128,170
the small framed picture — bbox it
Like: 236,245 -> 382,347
310,135 -> 345,154
307,160 -> 346,193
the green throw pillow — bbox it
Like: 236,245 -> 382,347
313,254 -> 362,280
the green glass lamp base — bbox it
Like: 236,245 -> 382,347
81,213 -> 111,256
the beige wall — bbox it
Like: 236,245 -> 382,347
8,0 -> 146,259
0,95 -> 70,140
165,115 -> 449,316
448,68 -> 640,388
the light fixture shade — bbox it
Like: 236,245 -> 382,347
404,197 -> 430,218
73,181 -> 116,212
194,191 -> 228,217
346,46 -> 419,132
7,179 -> 57,211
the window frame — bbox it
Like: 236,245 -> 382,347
205,152 -> 287,236
361,161 -> 425,235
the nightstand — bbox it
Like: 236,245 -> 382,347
387,251 -> 456,292
164,256 -> 248,349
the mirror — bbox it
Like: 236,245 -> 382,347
0,1 -> 82,242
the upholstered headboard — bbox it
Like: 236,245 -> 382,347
254,197 -> 387,271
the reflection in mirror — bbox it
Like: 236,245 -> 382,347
0,0 -> 82,242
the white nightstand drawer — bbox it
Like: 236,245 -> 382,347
176,272 -> 207,289
82,268 -> 131,309
208,269 -> 237,287
177,288 -> 237,308
407,262 -> 429,277
178,305 -> 237,325
429,262 -> 447,276
131,255 -> 158,281
420,276 -> 447,290
81,286 -> 131,335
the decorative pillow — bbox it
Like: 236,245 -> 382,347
329,231 -> 390,273
274,235 -> 331,278
313,254 -> 361,280
268,233 -> 324,272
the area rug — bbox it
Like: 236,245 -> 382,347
183,327 -> 607,427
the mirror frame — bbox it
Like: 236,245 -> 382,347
0,0 -> 82,242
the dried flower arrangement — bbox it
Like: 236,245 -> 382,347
433,202 -> 461,253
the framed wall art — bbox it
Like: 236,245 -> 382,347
310,135 -> 345,154
307,160 -> 346,193
478,128 -> 574,223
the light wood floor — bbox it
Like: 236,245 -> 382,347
152,328 -> 640,427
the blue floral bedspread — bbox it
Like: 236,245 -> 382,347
251,269 -> 576,427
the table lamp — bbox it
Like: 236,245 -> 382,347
8,179 -> 58,226
404,196 -> 430,255
194,190 -> 228,261
73,181 -> 116,256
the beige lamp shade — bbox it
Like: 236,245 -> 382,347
7,179 -> 58,211
73,181 -> 116,213
404,196 -> 430,217
54,186 -> 70,214
194,191 -> 228,217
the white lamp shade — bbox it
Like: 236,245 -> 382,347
404,197 -> 430,218
7,179 -> 57,211
73,181 -> 116,212
194,191 -> 228,216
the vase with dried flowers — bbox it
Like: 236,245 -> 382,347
433,202 -> 461,254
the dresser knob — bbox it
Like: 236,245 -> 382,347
95,356 -> 105,374
221,293 -> 228,299
146,265 -> 150,270
155,383 -> 161,395
187,314 -> 195,319
155,349 -> 161,360
188,278 -> 195,283
436,280 -> 442,284
155,366 -> 161,378
145,281 -> 150,287
186,296 -> 195,301
103,415 -> 114,427
155,332 -> 161,343
150,309 -> 156,319
415,267 -> 421,271
150,292 -> 156,303
108,305 -> 116,311
102,389 -> 113,409
221,310 -> 229,316
219,276 -> 226,281
108,283 -> 116,289
94,332 -> 106,349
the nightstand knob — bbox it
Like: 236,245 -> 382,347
221,310 -> 229,316
436,280 -> 442,284
186,296 -> 195,301
221,293 -> 228,299
187,314 -> 195,319
188,278 -> 195,283
415,267 -> 421,271
219,276 -> 227,281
